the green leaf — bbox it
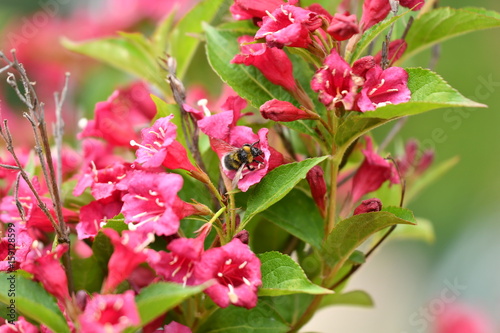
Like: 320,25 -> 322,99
321,212 -> 414,272
390,217 -> 435,243
72,255 -> 104,293
134,282 -> 205,327
152,11 -> 176,57
402,7 -> 500,62
320,290 -> 374,308
381,206 -> 417,224
242,156 -> 328,226
259,189 -> 323,249
204,24 -> 320,139
0,272 -> 70,333
170,0 -> 226,79
258,252 -> 333,296
335,68 -> 486,148
347,9 -> 412,62
62,37 -> 164,89
92,218 -> 128,270
197,301 -> 290,333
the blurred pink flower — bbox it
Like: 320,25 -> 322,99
327,13 -> 359,41
360,0 -> 391,31
0,316 -> 39,333
435,303 -> 494,333
79,291 -> 140,333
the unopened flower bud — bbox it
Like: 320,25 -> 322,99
374,39 -> 408,66
353,198 -> 382,215
352,56 -> 376,79
235,230 -> 249,245
306,165 -> 327,216
260,99 -> 318,122
327,13 -> 359,41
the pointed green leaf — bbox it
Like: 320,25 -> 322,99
259,189 -> 323,249
61,37 -> 164,89
347,9 -> 412,62
197,301 -> 289,333
170,0 -> 226,79
134,282 -> 205,326
322,212 -> 414,272
0,272 -> 70,333
204,24 -> 320,139
259,252 -> 333,296
402,7 -> 500,62
72,256 -> 104,293
320,290 -> 374,308
152,12 -> 176,57
242,156 -> 328,226
381,206 -> 417,224
335,68 -> 486,148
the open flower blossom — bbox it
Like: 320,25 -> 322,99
163,321 -> 192,333
21,243 -> 70,302
120,171 -> 186,235
351,137 -> 400,203
78,291 -> 140,333
79,82 -> 156,147
311,49 -> 356,110
0,226 -> 33,271
102,229 -> 154,292
195,238 -> 262,309
231,35 -> 297,92
0,177 -> 77,232
131,114 -> 196,172
255,4 -> 323,48
435,303 -> 494,333
197,96 -> 284,192
147,226 -> 210,287
0,316 -> 39,333
357,65 -> 411,112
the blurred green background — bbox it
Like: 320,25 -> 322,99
0,0 -> 498,332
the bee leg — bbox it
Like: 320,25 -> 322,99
246,164 -> 255,171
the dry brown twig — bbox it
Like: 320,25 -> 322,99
0,49 -> 74,294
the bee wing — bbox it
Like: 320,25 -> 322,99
231,163 -> 246,190
210,138 -> 236,159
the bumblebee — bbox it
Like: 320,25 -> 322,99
222,141 -> 264,188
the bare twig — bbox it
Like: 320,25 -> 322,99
0,50 -> 74,294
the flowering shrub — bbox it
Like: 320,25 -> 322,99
0,0 -> 499,332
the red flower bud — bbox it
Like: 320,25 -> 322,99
352,56 -> 376,78
306,165 -> 327,216
360,0 -> 391,31
353,198 -> 382,215
260,99 -> 316,122
327,13 -> 359,41
374,39 -> 408,66
235,230 -> 250,245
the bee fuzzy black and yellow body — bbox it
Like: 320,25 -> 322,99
222,142 -> 263,171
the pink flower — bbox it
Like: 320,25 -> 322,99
194,238 -> 261,309
435,303 -> 494,333
163,321 -> 192,333
327,13 -> 359,41
357,65 -> 411,112
353,198 -> 382,215
311,49 -> 356,110
351,137 -> 399,202
120,171 -> 184,236
260,99 -> 315,122
255,5 -> 323,48
0,177 -> 77,232
400,0 -> 425,10
198,96 -> 284,192
306,165 -> 327,216
0,227 -> 33,271
0,316 -> 39,333
360,0 -> 391,31
78,291 -> 140,333
131,115 -> 196,172
230,0 -> 286,21
231,35 -> 297,92
102,229 -> 153,292
147,231 -> 207,286
396,139 -> 434,177
79,82 -> 156,147
21,244 -> 70,302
